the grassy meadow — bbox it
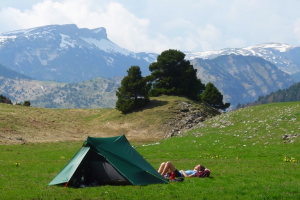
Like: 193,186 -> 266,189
0,100 -> 300,199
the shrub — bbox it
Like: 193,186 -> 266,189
0,94 -> 12,104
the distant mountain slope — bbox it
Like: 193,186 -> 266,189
1,54 -> 295,109
0,64 -> 33,80
191,54 -> 295,108
0,24 -> 155,83
0,63 -> 34,101
0,77 -> 64,105
291,71 -> 300,82
0,74 -> 121,108
30,77 -> 120,108
185,43 -> 300,81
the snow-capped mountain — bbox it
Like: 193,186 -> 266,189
0,24 -> 156,82
0,24 -> 298,109
185,43 -> 300,76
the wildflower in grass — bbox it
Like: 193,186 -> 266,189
284,156 -> 299,163
291,157 -> 297,162
15,162 -> 20,166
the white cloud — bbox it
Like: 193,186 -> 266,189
294,19 -> 300,42
0,0 -> 299,53
0,0 -> 172,53
196,24 -> 222,50
0,0 -> 73,31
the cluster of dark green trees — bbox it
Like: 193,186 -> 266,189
15,101 -> 31,107
116,49 -> 230,114
0,94 -> 31,106
0,94 -> 12,104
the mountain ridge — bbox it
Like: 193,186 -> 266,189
0,24 -> 155,82
1,24 -> 299,82
185,42 -> 300,79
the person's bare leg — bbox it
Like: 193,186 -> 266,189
158,162 -> 166,174
160,161 -> 176,175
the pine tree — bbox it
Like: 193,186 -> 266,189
116,66 -> 151,114
149,49 -> 205,100
201,83 -> 230,110
0,94 -> 12,104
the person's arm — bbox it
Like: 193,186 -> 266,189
179,170 -> 195,177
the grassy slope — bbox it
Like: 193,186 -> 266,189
0,95 -> 219,144
0,100 -> 299,199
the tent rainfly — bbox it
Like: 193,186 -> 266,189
49,135 -> 168,186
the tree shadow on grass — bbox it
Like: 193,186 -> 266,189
134,99 -> 168,112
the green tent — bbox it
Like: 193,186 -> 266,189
49,135 -> 168,186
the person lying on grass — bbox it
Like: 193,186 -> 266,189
158,161 -> 206,177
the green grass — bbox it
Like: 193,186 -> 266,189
0,102 -> 300,199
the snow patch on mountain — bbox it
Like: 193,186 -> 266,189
248,43 -> 294,52
93,28 -> 105,34
1,28 -> 35,36
60,34 -> 76,49
0,35 -> 17,46
185,43 -> 297,60
81,37 -> 131,56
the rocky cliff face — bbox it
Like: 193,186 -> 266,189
163,100 -> 220,138
191,54 -> 295,108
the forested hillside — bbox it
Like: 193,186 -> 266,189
237,82 -> 300,108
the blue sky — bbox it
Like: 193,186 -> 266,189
0,0 -> 299,53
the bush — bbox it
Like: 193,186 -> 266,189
0,94 -> 12,104
15,101 -> 31,107
23,101 -> 31,107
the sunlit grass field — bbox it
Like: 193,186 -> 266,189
0,101 -> 299,199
